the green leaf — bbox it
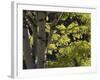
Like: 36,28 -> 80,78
48,50 -> 52,54
56,24 -> 66,30
48,44 -> 57,49
52,33 -> 60,41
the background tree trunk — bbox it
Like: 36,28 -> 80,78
36,12 -> 46,68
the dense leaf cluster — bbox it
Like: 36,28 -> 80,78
46,12 -> 91,67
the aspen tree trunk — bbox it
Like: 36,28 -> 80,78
36,12 -> 46,68
23,27 -> 35,69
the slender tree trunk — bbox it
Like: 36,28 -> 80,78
36,12 -> 46,68
31,21 -> 37,68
